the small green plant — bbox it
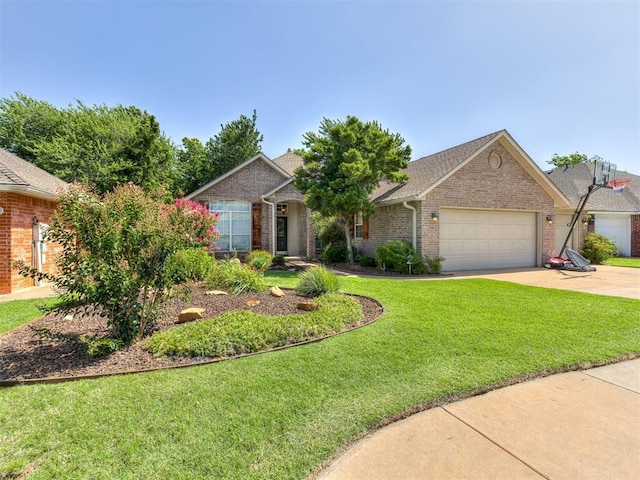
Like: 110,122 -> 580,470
375,240 -> 425,274
581,232 -> 617,264
295,265 -> 340,297
424,256 -> 445,274
245,249 -> 273,272
80,335 -> 125,357
356,254 -> 376,267
272,255 -> 286,266
206,259 -> 267,295
320,243 -> 347,263
166,247 -> 215,284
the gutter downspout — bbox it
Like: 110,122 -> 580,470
402,201 -> 417,251
261,196 -> 276,256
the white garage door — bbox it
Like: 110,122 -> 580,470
440,209 -> 537,271
595,214 -> 630,256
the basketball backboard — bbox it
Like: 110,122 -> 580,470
594,160 -> 617,186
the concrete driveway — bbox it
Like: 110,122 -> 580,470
441,264 -> 640,299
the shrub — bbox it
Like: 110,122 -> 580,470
356,254 -> 376,267
320,243 -> 347,263
206,259 -> 267,295
142,293 -> 362,358
312,213 -> 345,248
581,232 -> 617,264
245,249 -> 273,272
296,265 -> 340,297
166,247 -> 215,284
272,255 -> 286,266
14,185 -> 219,344
424,256 -> 445,274
375,240 -> 425,274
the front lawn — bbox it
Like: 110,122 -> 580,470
1,277 -> 638,479
0,298 -> 59,335
604,257 -> 640,268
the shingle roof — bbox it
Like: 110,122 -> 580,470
547,162 -> 640,213
0,149 -> 69,199
371,130 -> 504,203
272,151 -> 303,176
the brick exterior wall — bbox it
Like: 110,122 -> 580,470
190,160 -> 313,258
357,143 -> 557,266
631,215 -> 640,257
0,192 -> 61,294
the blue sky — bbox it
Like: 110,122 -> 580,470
1,0 -> 638,174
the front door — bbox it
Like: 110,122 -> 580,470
277,216 -> 288,252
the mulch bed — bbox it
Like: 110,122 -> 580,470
0,285 -> 383,383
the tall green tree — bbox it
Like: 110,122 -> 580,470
175,137 -> 211,195
175,110 -> 264,195
294,116 -> 412,263
206,109 -> 263,179
0,92 -> 177,194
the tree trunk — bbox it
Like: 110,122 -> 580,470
342,216 -> 354,264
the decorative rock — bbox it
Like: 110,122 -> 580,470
270,286 -> 285,298
297,301 -> 318,311
177,307 -> 206,323
205,290 -> 228,296
247,300 -> 261,307
63,314 -> 74,321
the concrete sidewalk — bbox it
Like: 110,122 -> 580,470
317,359 -> 640,479
0,284 -> 57,302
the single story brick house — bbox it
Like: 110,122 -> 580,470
187,150 -> 315,258
187,130 -> 574,271
547,163 -> 639,257
0,149 -> 69,294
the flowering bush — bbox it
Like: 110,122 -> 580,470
15,184 -> 219,344
168,198 -> 220,249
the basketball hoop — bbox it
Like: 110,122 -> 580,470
606,179 -> 630,193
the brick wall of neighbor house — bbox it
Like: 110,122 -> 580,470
0,193 -> 61,294
420,144 -> 556,264
631,215 -> 640,257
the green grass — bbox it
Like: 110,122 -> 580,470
0,298 -> 59,335
604,257 -> 640,268
142,293 -> 362,357
1,277 -> 639,479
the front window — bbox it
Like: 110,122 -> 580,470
209,200 -> 251,251
354,212 -> 364,239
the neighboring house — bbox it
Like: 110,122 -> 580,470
188,130 -> 573,272
0,149 -> 69,294
547,163 -> 640,257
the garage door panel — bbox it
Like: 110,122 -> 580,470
440,209 -> 537,271
595,215 -> 630,256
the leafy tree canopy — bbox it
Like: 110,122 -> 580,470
206,109 -> 263,179
548,151 -> 603,168
175,110 -> 263,195
294,115 -> 411,263
0,92 -> 177,195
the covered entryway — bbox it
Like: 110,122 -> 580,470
439,209 -> 537,271
595,214 -> 631,256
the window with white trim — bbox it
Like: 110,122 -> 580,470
209,200 -> 251,251
354,212 -> 364,239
